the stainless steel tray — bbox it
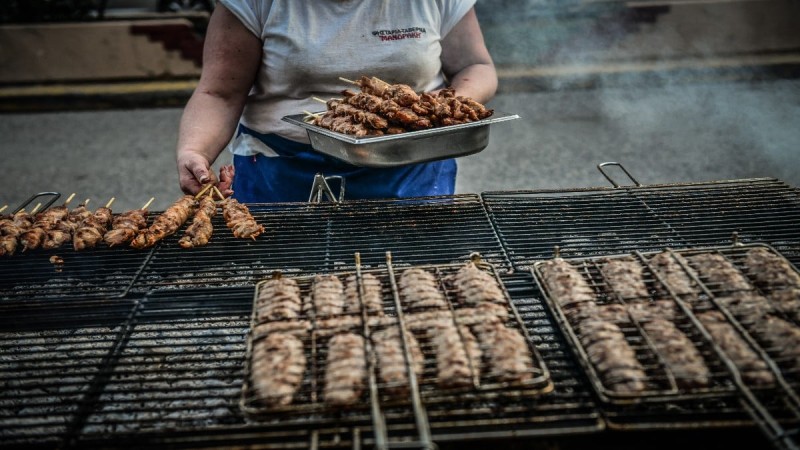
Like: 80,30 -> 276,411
282,111 -> 519,168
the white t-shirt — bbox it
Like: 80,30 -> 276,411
218,0 -> 476,155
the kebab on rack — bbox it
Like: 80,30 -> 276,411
103,198 -> 153,247
309,75 -> 494,136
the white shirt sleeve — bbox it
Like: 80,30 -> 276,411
217,0 -> 271,38
438,0 -> 477,38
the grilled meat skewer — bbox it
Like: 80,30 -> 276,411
0,209 -> 35,256
19,202 -> 71,251
255,277 -> 303,323
344,273 -> 384,315
324,333 -> 366,406
251,332 -> 306,407
73,205 -> 114,251
221,198 -> 264,239
399,268 -> 448,311
178,195 -> 217,248
372,326 -> 424,395
131,195 -> 196,249
312,274 -> 345,317
104,208 -> 149,247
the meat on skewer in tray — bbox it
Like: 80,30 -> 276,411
308,75 -> 494,137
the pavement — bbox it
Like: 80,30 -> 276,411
1,1 -> 799,212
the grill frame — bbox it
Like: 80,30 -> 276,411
2,176 -> 800,448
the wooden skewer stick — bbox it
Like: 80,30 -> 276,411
212,186 -> 226,201
312,96 -> 328,104
31,203 -> 42,214
339,77 -> 357,85
195,183 -> 214,199
141,197 -> 155,211
105,197 -> 115,209
0,205 -> 7,214
64,193 -> 76,206
83,199 -> 91,207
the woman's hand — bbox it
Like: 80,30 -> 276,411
177,151 -> 215,195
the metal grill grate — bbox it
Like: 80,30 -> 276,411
0,247 -> 151,301
2,274 -> 607,449
0,299 -> 136,448
531,244 -> 800,449
130,195 -> 511,293
482,178 -> 800,270
241,258 -> 552,425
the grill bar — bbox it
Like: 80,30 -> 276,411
482,178 -> 800,269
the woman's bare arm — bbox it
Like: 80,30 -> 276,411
176,4 -> 262,195
440,8 -> 497,104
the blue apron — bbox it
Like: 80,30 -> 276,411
231,124 -> 457,203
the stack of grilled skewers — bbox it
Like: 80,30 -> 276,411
308,75 -> 494,137
0,185 -> 264,255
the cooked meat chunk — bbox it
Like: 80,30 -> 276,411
19,204 -> 70,250
404,310 -> 453,332
451,262 -> 507,307
751,314 -> 800,369
649,251 -> 699,303
715,291 -> 774,323
600,256 -> 650,300
131,195 -> 196,249
642,319 -> 711,389
104,209 -> 148,247
372,326 -> 425,395
344,273 -> 384,315
431,323 -> 473,388
314,315 -> 364,338
686,253 -> 752,292
255,277 -> 303,323
744,247 -> 800,291
312,274 -> 345,317
253,320 -> 312,340
399,268 -> 448,310
696,311 -> 774,386
74,206 -> 114,251
538,259 -> 596,310
576,318 -> 648,393
221,198 -> 264,239
453,303 -> 508,326
477,322 -> 534,385
178,196 -> 217,248
626,299 -> 677,322
251,333 -> 306,406
324,333 -> 366,406
567,302 -> 630,324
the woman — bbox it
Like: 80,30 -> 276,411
177,0 -> 497,202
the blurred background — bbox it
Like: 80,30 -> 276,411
0,0 -> 798,212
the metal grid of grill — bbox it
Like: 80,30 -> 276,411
241,257 -> 552,426
1,275 -> 606,449
0,299 -> 136,448
531,244 -> 800,449
482,178 -> 800,270
130,195 -> 511,293
0,246 -> 151,301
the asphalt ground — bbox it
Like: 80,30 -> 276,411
0,75 -> 798,213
